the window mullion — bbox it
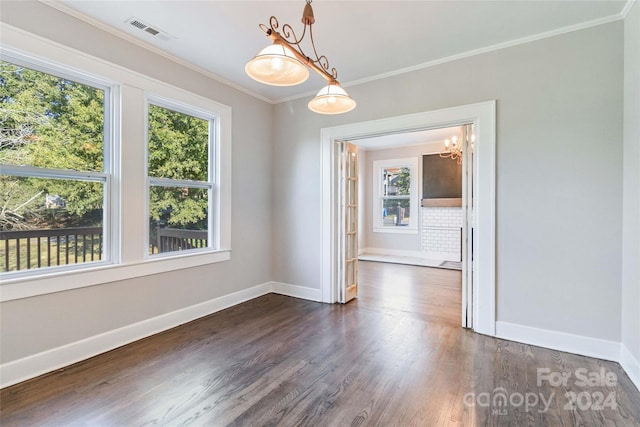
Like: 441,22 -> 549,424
1,165 -> 108,182
148,177 -> 212,189
382,196 -> 411,200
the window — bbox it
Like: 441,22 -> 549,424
0,59 -> 113,275
146,98 -> 216,256
1,31 -> 231,301
373,158 -> 419,233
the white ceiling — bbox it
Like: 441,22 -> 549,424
354,126 -> 460,151
57,0 -> 628,103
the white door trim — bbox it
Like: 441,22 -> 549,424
320,101 -> 496,336
461,124 -> 473,328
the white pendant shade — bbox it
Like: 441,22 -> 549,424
308,84 -> 356,114
248,2 -> 356,114
245,43 -> 309,86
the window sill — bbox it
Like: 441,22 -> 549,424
372,227 -> 419,235
0,249 -> 231,302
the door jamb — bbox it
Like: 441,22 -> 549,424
320,101 -> 496,336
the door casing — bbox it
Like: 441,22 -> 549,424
320,101 -> 496,336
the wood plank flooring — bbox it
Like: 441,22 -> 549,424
357,260 -> 462,326
2,261 -> 640,426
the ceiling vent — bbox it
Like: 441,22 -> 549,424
125,17 -> 174,41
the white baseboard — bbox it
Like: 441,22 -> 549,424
361,247 -> 459,262
497,323 -> 640,393
361,247 -> 426,259
271,281 -> 322,302
495,321 -> 621,362
421,251 -> 460,262
0,282 -> 272,389
621,344 -> 640,392
0,281 -> 324,389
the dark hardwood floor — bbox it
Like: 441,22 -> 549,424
2,261 -> 640,426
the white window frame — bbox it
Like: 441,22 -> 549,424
0,26 -> 232,302
372,157 -> 419,234
0,50 -> 119,280
145,95 -> 218,258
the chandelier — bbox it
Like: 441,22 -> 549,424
439,130 -> 475,165
245,0 -> 356,115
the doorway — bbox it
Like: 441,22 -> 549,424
342,126 -> 467,325
320,102 -> 496,335
340,124 -> 471,326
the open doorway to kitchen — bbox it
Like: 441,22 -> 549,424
339,125 -> 468,327
320,102 -> 496,334
356,126 -> 465,271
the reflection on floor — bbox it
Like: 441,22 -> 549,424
358,253 -> 462,270
357,260 -> 462,326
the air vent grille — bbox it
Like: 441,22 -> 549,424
129,20 -> 146,30
125,17 -> 174,41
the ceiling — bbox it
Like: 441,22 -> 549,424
56,0 -> 628,103
354,126 -> 459,151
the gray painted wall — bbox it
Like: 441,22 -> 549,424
272,22 -> 624,341
0,2 -> 273,363
622,2 -> 640,364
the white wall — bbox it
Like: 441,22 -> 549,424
0,2 -> 273,363
622,1 -> 640,381
362,143 -> 434,253
421,207 -> 463,261
273,22 -> 624,341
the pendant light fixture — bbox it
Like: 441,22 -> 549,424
245,0 -> 356,115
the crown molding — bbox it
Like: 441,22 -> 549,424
274,9 -> 628,105
38,0 -> 274,104
621,0 -> 637,18
36,0 -> 629,106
